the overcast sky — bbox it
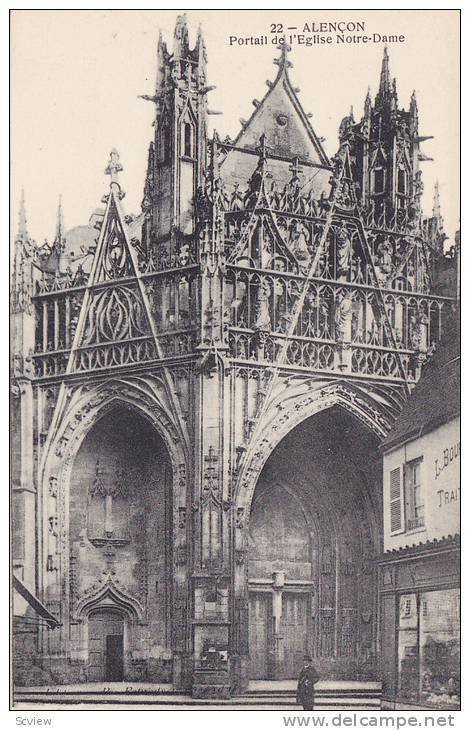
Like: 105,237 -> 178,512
11,10 -> 459,246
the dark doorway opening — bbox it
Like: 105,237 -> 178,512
88,610 -> 124,682
105,634 -> 124,681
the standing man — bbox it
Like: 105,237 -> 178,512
296,655 -> 320,711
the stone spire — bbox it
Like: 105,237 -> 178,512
55,194 -> 65,242
377,46 -> 391,100
195,23 -> 207,83
196,24 -> 206,60
155,30 -> 168,91
432,181 -> 444,232
141,141 -> 155,215
210,128 -> 221,179
379,46 -> 390,94
16,188 -> 28,242
364,87 -> 372,117
423,180 -> 447,255
409,90 -> 418,131
173,14 -> 189,57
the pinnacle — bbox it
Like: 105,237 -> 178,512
433,181 -> 442,219
196,23 -> 204,47
17,187 -> 28,241
55,194 -> 64,242
377,45 -> 391,99
156,30 -> 168,70
209,129 -> 221,179
173,13 -> 189,56
273,39 -> 293,71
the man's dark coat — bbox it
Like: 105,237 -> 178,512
296,664 -> 320,707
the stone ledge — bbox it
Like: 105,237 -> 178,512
192,684 -> 231,700
192,669 -> 231,699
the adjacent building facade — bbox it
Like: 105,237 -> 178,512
11,17 -> 459,700
379,320 -> 460,708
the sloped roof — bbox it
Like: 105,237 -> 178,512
36,211 -> 144,276
59,224 -> 97,273
378,533 -> 460,561
231,44 -> 330,166
381,314 -> 460,452
219,148 -> 331,200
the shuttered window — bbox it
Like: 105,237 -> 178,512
390,466 -> 403,533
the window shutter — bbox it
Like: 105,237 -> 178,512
390,467 -> 403,533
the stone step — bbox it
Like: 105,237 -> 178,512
14,680 -> 382,709
14,694 -> 382,709
243,690 -> 383,697
14,682 -> 175,694
247,681 -> 382,691
15,697 -> 381,710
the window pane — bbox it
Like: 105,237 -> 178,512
184,123 -> 193,157
398,594 -> 419,701
399,594 -> 417,628
398,169 -> 406,194
374,169 -> 384,193
405,459 -> 424,529
419,589 -> 460,708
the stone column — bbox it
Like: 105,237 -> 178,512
191,227 -> 233,699
272,571 -> 285,680
12,379 -> 36,592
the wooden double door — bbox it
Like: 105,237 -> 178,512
88,610 -> 124,681
249,591 -> 310,679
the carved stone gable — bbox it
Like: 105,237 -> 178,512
95,199 -> 136,282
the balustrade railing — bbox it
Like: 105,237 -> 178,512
228,326 -> 418,381
36,269 -> 89,294
225,265 -> 449,357
33,352 -> 70,378
32,326 -> 199,378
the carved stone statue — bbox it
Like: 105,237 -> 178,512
290,221 -> 310,261
336,225 -> 352,278
409,309 -> 428,352
254,280 -> 271,331
377,236 -> 393,274
334,293 -> 353,342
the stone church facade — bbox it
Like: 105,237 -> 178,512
11,17 -> 457,698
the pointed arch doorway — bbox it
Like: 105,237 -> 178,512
247,406 -> 381,680
67,403 -> 174,682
